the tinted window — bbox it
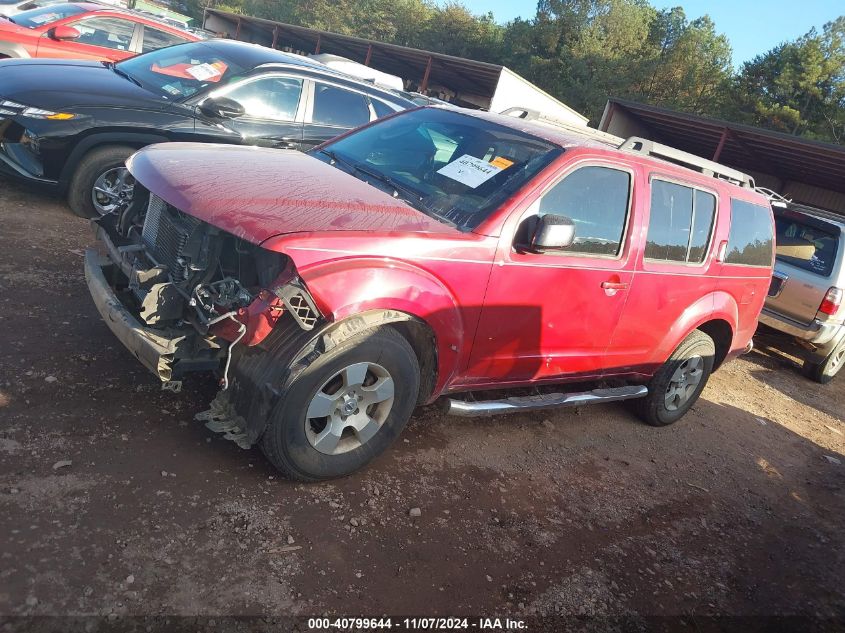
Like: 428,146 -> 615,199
645,181 -> 716,263
774,212 -> 839,276
313,84 -> 370,128
371,98 -> 395,119
11,3 -> 85,27
315,108 -> 561,231
70,17 -> 135,51
726,199 -> 774,267
141,26 -> 187,53
538,166 -> 631,256
220,76 -> 302,121
689,190 -> 717,263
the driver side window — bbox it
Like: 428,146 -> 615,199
534,165 -> 631,257
222,76 -> 303,122
68,17 -> 135,51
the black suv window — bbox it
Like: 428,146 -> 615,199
725,199 -> 774,267
70,17 -> 135,51
774,211 -> 839,276
645,180 -> 716,263
142,26 -> 187,53
313,84 -> 370,128
538,166 -> 631,256
222,77 -> 303,121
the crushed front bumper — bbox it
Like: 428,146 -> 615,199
84,248 -> 185,381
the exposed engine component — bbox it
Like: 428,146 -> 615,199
193,278 -> 253,324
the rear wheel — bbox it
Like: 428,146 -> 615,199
633,330 -> 715,427
260,326 -> 420,481
802,339 -> 845,384
67,145 -> 136,218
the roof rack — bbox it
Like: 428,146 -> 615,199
619,137 -> 754,188
500,107 -> 623,146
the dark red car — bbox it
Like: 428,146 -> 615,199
85,106 -> 775,480
0,2 -> 198,61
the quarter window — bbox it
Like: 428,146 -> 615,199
141,26 -> 187,53
222,77 -> 303,122
313,84 -> 370,128
726,199 -> 774,267
645,180 -> 716,263
69,17 -> 135,51
537,166 -> 631,256
370,98 -> 395,119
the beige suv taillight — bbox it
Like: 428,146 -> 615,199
818,287 -> 843,316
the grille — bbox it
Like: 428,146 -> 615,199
141,194 -> 200,282
768,276 -> 785,297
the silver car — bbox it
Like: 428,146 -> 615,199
759,203 -> 845,382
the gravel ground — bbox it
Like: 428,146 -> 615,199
1,176 -> 844,623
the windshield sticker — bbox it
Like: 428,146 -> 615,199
437,154 -> 502,188
490,156 -> 514,170
161,84 -> 182,96
185,63 -> 222,81
29,13 -> 58,23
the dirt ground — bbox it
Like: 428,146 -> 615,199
1,175 -> 844,625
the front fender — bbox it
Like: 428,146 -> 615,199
652,291 -> 738,364
297,256 -> 465,395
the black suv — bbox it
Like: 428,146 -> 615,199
0,39 -> 414,216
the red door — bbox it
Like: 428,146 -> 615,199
607,175 -> 721,376
36,16 -> 139,60
463,162 -> 640,387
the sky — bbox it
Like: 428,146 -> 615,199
456,0 -> 843,67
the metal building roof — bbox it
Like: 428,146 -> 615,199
203,8 -> 506,97
599,99 -> 845,194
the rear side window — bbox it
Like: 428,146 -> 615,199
141,26 -> 187,53
725,199 -> 774,267
370,98 -> 395,119
313,84 -> 370,128
538,166 -> 631,256
645,180 -> 716,264
775,213 -> 839,276
70,17 -> 135,51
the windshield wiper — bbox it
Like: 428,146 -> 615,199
351,162 -> 424,203
103,61 -> 142,88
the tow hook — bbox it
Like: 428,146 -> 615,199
743,340 -> 754,355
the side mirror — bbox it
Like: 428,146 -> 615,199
199,96 -> 245,119
48,25 -> 81,41
531,214 -> 575,251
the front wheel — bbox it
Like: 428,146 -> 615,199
67,145 -> 137,218
633,330 -> 715,427
260,326 -> 420,481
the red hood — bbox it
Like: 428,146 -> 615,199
126,143 -> 457,245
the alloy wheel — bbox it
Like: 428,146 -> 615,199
664,356 -> 704,411
92,166 -> 135,216
304,362 -> 395,455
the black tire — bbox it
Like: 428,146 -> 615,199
260,326 -> 420,481
67,145 -> 136,218
802,340 -> 845,384
633,330 -> 715,427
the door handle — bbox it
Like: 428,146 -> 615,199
601,281 -> 629,290
266,136 -> 298,148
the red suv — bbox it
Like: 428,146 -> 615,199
0,3 -> 198,61
85,106 -> 775,480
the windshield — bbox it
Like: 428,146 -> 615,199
315,108 -> 562,231
10,3 -> 85,27
115,41 -> 248,100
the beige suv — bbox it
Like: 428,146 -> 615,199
759,202 -> 845,382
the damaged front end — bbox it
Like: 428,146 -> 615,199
84,184 -> 323,389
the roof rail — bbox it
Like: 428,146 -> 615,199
619,137 -> 754,188
754,187 -> 790,208
500,107 -> 623,146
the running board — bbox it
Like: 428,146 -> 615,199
443,385 -> 648,417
